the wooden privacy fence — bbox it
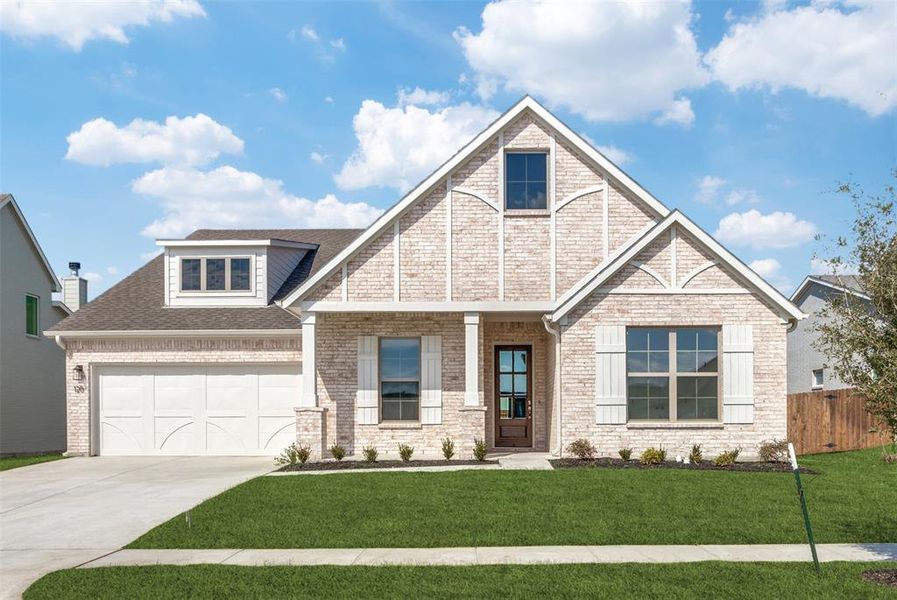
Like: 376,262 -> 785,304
787,388 -> 887,455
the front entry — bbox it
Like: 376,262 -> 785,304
494,345 -> 533,447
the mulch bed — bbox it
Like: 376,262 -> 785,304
863,570 -> 897,587
549,457 -> 815,473
278,459 -> 498,472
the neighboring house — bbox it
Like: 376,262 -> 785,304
787,275 -> 868,394
0,193 -> 81,455
47,97 -> 804,459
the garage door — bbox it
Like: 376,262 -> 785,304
97,364 -> 300,456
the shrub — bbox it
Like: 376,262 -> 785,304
362,444 -> 378,463
640,447 -> 666,465
329,444 -> 346,461
688,444 -> 703,464
441,437 -> 455,461
714,448 -> 741,467
758,439 -> 789,463
274,442 -> 310,466
618,447 -> 632,461
883,453 -> 897,464
567,438 -> 597,460
398,443 -> 414,462
472,437 -> 488,461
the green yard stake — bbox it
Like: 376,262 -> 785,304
788,442 -> 820,575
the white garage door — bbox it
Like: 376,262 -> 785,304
97,364 -> 300,456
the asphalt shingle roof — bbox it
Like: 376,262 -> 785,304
49,228 -> 362,333
815,274 -> 864,294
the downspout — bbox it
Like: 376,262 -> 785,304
54,334 -> 66,351
542,314 -> 562,457
785,317 -> 799,333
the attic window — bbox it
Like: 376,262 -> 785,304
180,257 -> 252,293
505,152 -> 547,210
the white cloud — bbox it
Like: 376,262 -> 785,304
106,266 -> 119,275
324,96 -> 334,104
0,0 -> 205,51
298,25 -> 319,42
269,88 -> 288,103
141,249 -> 164,261
66,114 -> 243,167
397,87 -> 450,107
810,257 -> 855,276
696,175 -> 728,203
724,188 -> 761,206
309,151 -> 329,165
653,97 -> 695,127
335,99 -> 498,192
329,38 -> 345,51
749,257 -> 791,291
82,272 -> 103,283
705,0 -> 897,116
595,145 -> 632,166
455,0 -> 708,123
132,165 -> 383,238
715,209 -> 817,249
290,24 -> 345,61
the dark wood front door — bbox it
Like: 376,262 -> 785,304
494,345 -> 533,447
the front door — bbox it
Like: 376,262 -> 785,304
494,345 -> 533,447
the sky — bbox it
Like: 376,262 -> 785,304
1,0 -> 895,298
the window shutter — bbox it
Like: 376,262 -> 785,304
357,336 -> 379,425
595,325 -> 627,424
420,335 -> 442,425
722,324 -> 754,423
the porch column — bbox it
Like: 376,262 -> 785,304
464,312 -> 480,406
300,312 -> 317,407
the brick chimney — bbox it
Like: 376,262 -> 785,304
62,261 -> 88,312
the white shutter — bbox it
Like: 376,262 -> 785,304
595,325 -> 627,424
722,324 -> 754,424
420,335 -> 442,425
357,336 -> 379,425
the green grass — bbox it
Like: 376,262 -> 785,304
130,448 -> 896,548
24,562 -> 897,599
0,453 -> 64,471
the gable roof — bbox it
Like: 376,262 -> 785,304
47,228 -> 362,335
0,193 -> 62,292
552,210 -> 806,322
279,95 -> 673,308
790,274 -> 869,303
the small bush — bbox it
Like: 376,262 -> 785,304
883,453 -> 897,464
640,447 -> 666,465
567,438 -> 597,460
274,442 -> 311,466
362,444 -> 378,463
398,443 -> 414,462
441,437 -> 455,461
329,444 -> 346,461
714,448 -> 741,466
618,447 -> 632,461
758,439 -> 789,463
472,437 -> 488,461
688,444 -> 703,464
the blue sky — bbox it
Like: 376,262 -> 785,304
1,0 -> 894,297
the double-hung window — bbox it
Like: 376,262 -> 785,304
380,338 -> 420,421
180,257 -> 252,292
505,152 -> 547,210
25,294 -> 39,337
626,328 -> 720,421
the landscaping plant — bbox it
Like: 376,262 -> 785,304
441,437 -> 455,461
688,444 -> 703,464
714,448 -> 741,467
640,447 -> 666,465
472,438 -> 488,461
362,445 -> 378,463
618,448 -> 632,461
398,443 -> 414,462
274,443 -> 311,466
758,439 -> 789,463
330,444 -> 346,461
567,438 -> 597,460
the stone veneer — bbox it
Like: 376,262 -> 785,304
63,336 -> 300,455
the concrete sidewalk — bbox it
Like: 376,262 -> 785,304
82,543 -> 897,568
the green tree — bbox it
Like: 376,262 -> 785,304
812,173 -> 896,449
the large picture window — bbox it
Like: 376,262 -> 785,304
505,152 -> 547,210
626,328 -> 719,421
380,338 -> 420,422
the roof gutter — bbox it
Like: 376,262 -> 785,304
44,329 -> 300,339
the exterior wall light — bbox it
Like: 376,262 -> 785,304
73,365 -> 85,382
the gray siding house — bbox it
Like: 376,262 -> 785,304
0,194 -> 81,455
787,275 -> 867,394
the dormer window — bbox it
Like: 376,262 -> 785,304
180,257 -> 252,293
505,152 -> 547,210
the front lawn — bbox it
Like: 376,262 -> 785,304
0,453 -> 64,471
24,562 -> 897,599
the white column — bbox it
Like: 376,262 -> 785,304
300,312 -> 317,407
464,312 -> 480,406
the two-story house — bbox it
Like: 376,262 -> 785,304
47,97 -> 804,459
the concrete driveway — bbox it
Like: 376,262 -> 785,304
0,456 -> 273,599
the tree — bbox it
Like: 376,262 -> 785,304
812,172 -> 896,450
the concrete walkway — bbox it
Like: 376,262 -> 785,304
82,544 -> 897,568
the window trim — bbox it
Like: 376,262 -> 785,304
504,149 -> 550,211
25,293 -> 40,338
178,255 -> 255,295
811,368 -> 824,390
626,327 -> 722,423
378,336 -> 422,423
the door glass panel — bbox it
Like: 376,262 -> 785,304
500,374 -> 513,394
500,396 -> 510,418
513,396 -> 526,418
499,351 -> 513,373
514,350 -> 527,371
513,374 -> 527,395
